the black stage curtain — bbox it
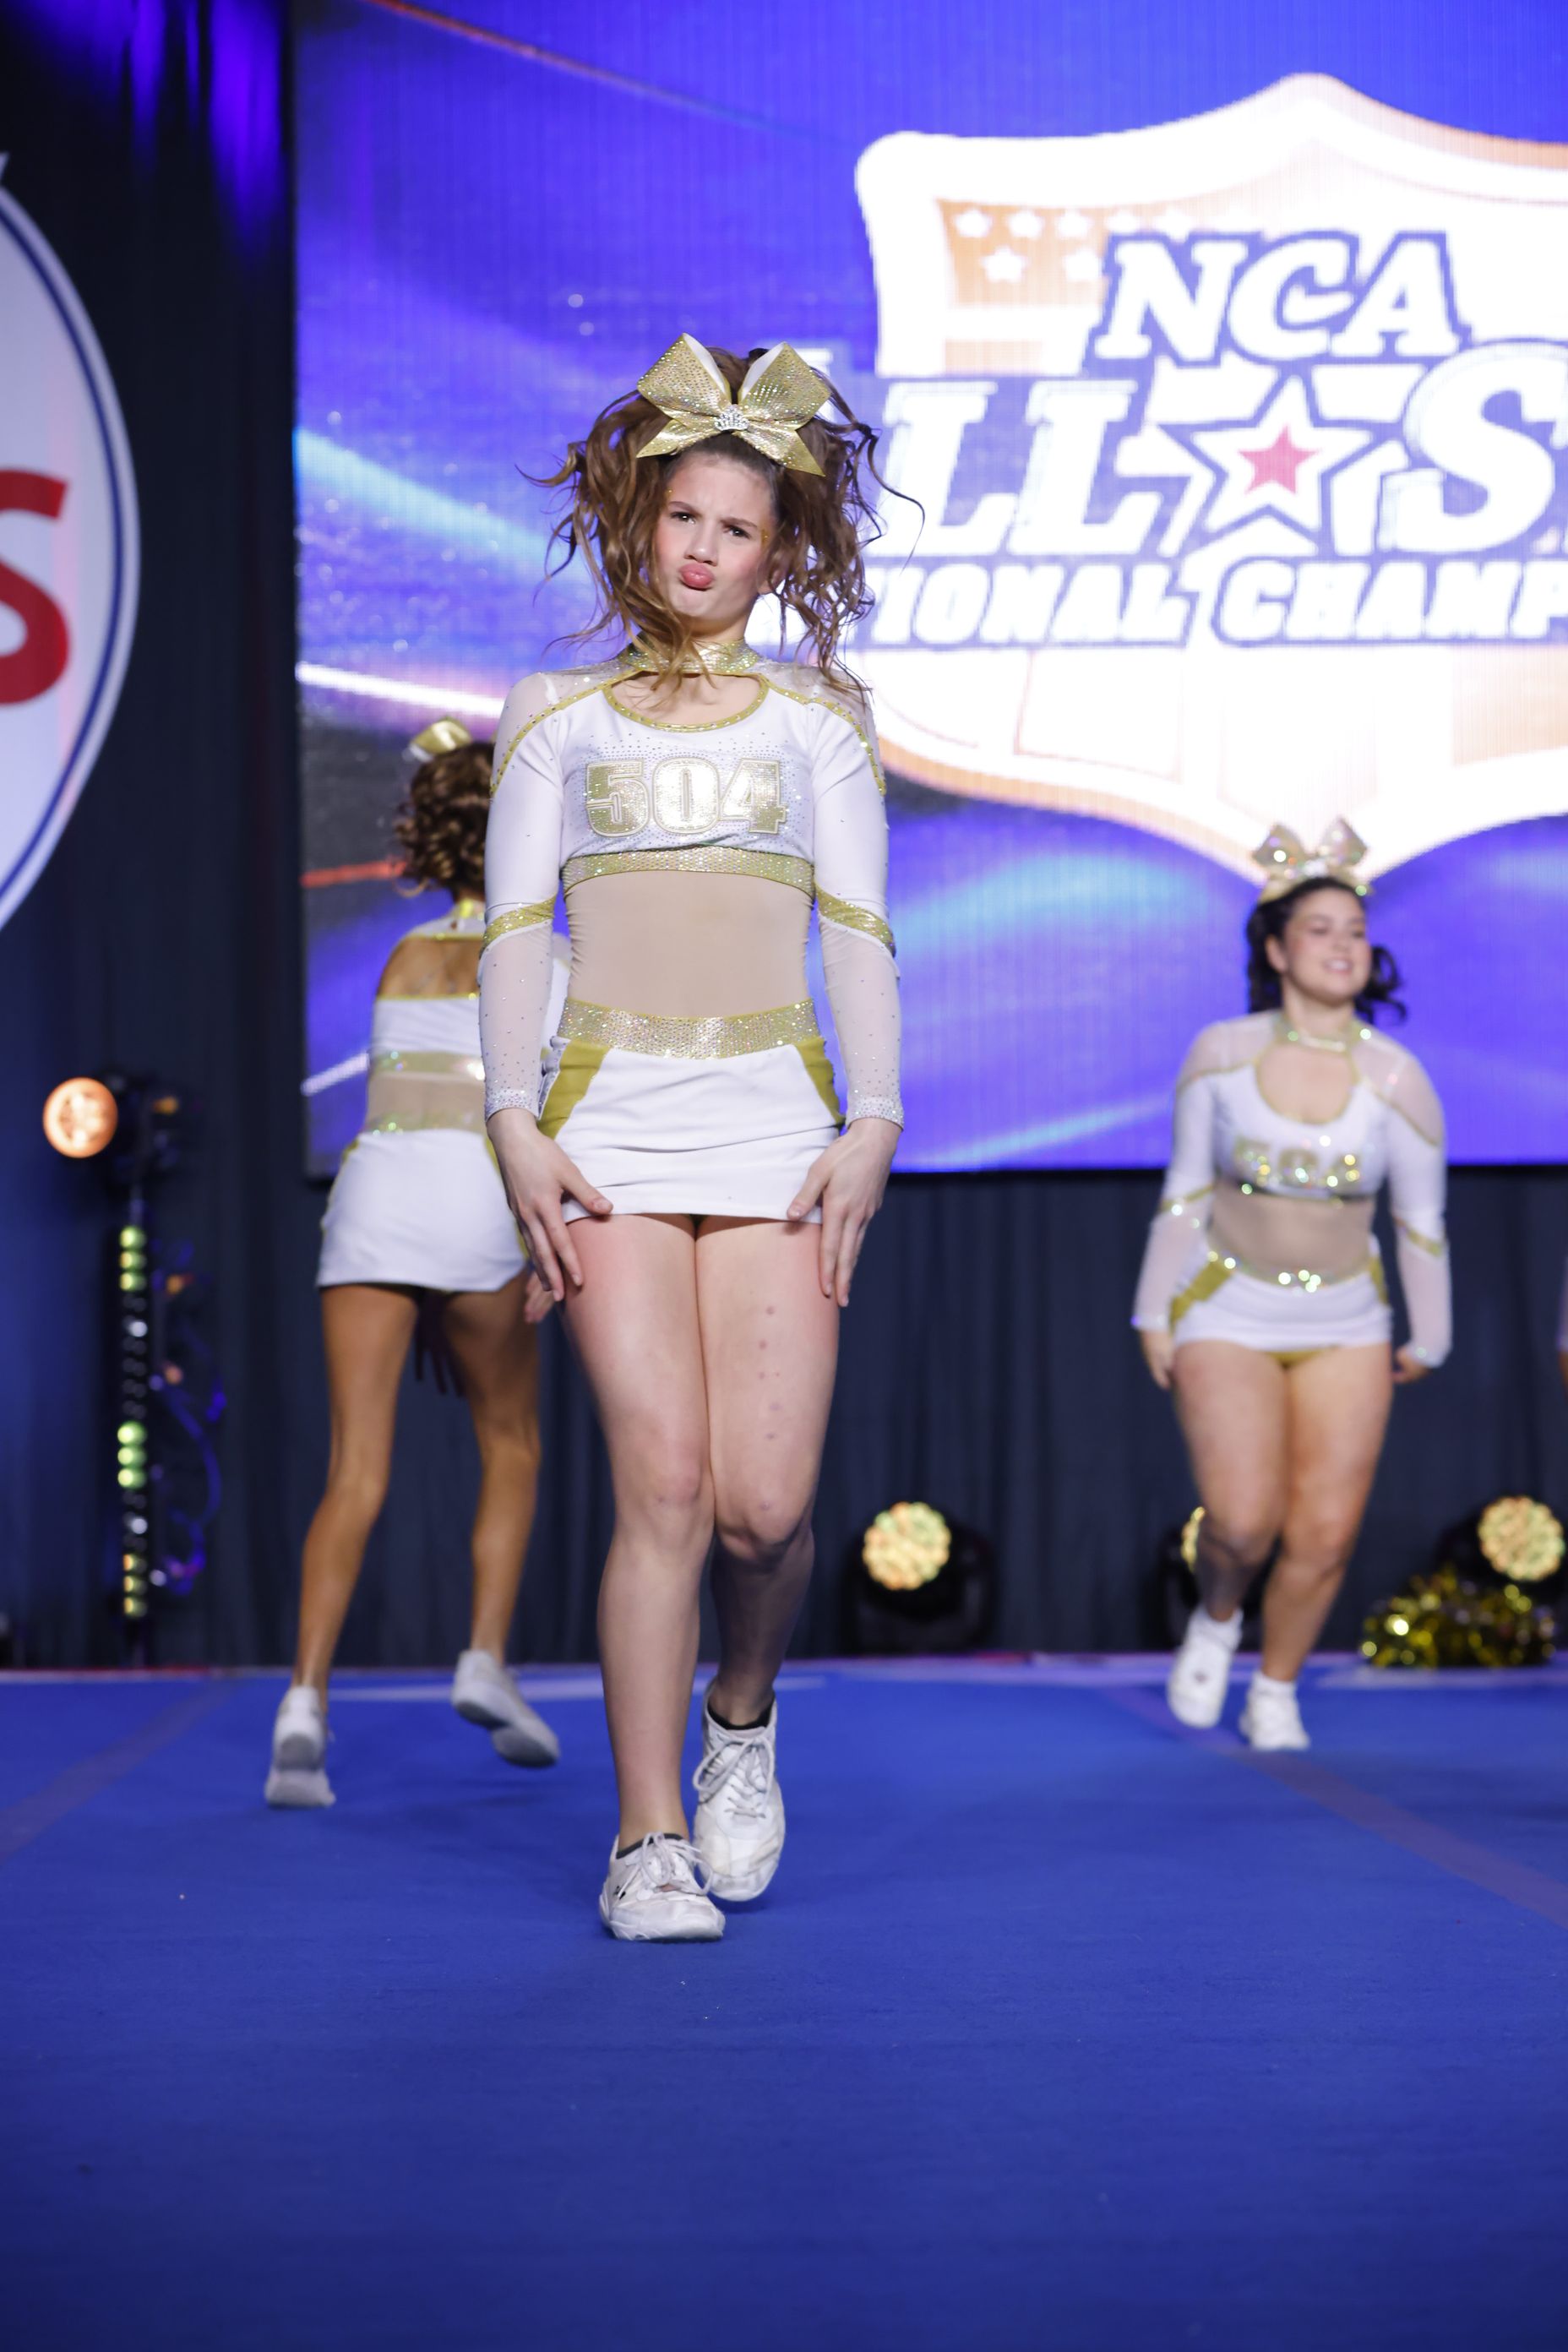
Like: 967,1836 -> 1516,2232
3,13 -> 1565,1671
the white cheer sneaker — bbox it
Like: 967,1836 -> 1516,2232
691,1694 -> 784,1903
264,1684 -> 334,1809
1167,1605 -> 1243,1729
450,1649 -> 560,1767
599,1834 -> 724,1942
1239,1672 -> 1311,1751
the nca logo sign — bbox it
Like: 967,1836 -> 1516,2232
0,167 -> 138,931
854,78 -> 1568,878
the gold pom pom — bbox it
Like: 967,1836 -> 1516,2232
1477,1496 -> 1565,1586
863,1503 -> 952,1593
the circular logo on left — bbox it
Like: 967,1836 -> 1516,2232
0,173 -> 139,932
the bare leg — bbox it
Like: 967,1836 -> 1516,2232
563,1215 -> 712,1846
1261,1344 -> 1391,1680
293,1285 -> 418,1696
696,1218 -> 839,1726
442,1275 -> 542,1660
1171,1342 -> 1291,1620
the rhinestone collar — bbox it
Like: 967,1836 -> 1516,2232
1275,1012 -> 1367,1055
618,636 -> 761,678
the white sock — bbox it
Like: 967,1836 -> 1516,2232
1193,1603 -> 1241,1643
1251,1669 -> 1297,1695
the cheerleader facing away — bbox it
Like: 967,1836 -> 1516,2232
267,724 -> 567,1808
1134,824 -> 1451,1750
482,337 -> 901,1939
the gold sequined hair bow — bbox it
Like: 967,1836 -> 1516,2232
406,716 -> 473,760
634,335 -> 829,476
1252,818 -> 1370,902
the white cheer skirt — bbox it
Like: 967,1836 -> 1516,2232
318,1130 -> 525,1293
1172,1251 -> 1392,1355
540,999 -> 841,1222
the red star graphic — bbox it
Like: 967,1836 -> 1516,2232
1241,425 -> 1313,495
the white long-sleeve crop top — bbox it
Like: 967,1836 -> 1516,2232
479,649 -> 901,1126
1132,1010 -> 1451,1365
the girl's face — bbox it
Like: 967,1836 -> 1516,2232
651,449 -> 776,640
1266,885 -> 1373,1007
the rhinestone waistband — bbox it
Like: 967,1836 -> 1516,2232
558,998 -> 820,1059
561,847 -> 814,896
1206,1247 -> 1375,1293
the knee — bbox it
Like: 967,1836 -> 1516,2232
1200,1509 -> 1277,1576
1281,1514 -> 1356,1583
716,1498 -> 812,1574
324,1455 -> 389,1526
621,1446 -> 713,1549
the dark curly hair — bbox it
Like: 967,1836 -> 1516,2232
536,345 -> 888,688
1244,877 -> 1406,1024
392,739 -> 493,899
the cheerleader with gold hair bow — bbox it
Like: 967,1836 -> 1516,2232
481,336 -> 901,1941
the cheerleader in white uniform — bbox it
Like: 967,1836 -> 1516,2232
482,338 -> 901,1938
268,723 -> 567,1807
1134,823 -> 1451,1750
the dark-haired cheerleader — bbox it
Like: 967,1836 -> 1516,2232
1134,823 -> 1450,1750
482,337 -> 901,1938
267,724 -> 565,1808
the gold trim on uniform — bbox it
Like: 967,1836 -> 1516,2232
491,678 -> 608,794
617,637 -> 763,678
558,997 -> 819,1059
759,677 -> 886,796
563,846 -> 814,896
1394,1216 -> 1448,1258
1169,1246 -> 1379,1326
817,891 -> 895,952
603,681 -> 768,732
481,901 -> 554,953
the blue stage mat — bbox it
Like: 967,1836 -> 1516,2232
2,1662 -> 1565,2351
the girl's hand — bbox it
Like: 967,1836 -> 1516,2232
787,1117 -> 899,1306
1392,1343 -> 1431,1386
487,1107 -> 610,1303
521,1270 -> 556,1326
1139,1327 -> 1175,1390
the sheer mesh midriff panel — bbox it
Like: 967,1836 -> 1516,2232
564,872 -> 812,1017
1210,1184 -> 1375,1280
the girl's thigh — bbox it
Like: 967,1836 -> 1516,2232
563,1214 -> 710,1488
443,1277 -> 537,1429
694,1217 -> 839,1526
318,1284 -> 418,1460
1282,1344 -> 1392,1542
1172,1339 -> 1290,1534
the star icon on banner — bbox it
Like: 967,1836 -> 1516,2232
1184,378 -> 1372,540
979,246 -> 1027,285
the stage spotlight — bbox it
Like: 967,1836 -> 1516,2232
841,1501 -> 995,1655
42,1076 -> 117,1158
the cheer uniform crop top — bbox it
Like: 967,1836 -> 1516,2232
1133,1011 -> 1451,1365
478,649 -> 901,1129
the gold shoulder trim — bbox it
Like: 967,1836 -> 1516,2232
760,677 -> 886,796
817,891 -> 895,952
492,680 -> 609,796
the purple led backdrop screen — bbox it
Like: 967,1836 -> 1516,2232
296,0 -> 1568,1176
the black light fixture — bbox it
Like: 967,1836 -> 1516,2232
841,1501 -> 996,1655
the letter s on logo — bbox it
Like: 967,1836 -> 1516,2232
0,471 -> 70,705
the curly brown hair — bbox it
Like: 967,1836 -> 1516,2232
1244,878 -> 1406,1023
537,346 -> 886,687
392,740 -> 493,898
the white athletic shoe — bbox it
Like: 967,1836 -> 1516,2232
598,1834 -> 724,1942
1239,1673 -> 1311,1751
450,1649 -> 560,1767
691,1695 -> 784,1903
264,1685 -> 334,1808
1167,1606 -> 1243,1729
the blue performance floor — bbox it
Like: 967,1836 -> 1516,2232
3,1658 -> 1566,2352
